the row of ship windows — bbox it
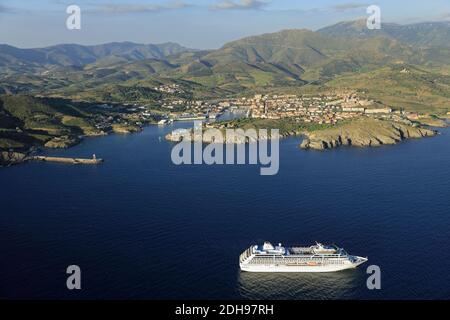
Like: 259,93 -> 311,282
249,258 -> 347,265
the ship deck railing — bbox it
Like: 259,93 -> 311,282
256,253 -> 347,258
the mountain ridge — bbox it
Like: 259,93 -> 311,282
1,19 -> 449,103
0,41 -> 195,71
318,20 -> 450,48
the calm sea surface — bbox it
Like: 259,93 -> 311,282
1,121 -> 450,299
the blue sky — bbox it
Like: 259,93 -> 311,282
0,0 -> 449,48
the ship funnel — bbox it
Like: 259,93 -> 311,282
263,242 -> 275,251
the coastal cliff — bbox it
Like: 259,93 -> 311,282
0,151 -> 27,166
300,118 -> 436,150
44,136 -> 81,149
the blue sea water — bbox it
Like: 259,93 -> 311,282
1,122 -> 450,299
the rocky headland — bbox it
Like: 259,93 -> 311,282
166,118 -> 437,151
111,124 -> 143,134
44,135 -> 81,149
0,151 -> 27,167
417,117 -> 448,128
300,118 -> 436,150
165,129 -> 271,144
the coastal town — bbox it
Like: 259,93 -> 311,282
116,91 -> 426,129
83,89 -> 444,142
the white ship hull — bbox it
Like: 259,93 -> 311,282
240,258 -> 367,273
239,242 -> 368,273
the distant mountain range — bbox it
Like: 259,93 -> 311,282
0,42 -> 194,72
1,19 -> 449,108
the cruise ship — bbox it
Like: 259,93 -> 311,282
239,242 -> 368,273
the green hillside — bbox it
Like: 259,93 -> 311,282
0,95 -> 103,150
318,20 -> 450,48
1,19 -> 450,113
325,64 -> 450,113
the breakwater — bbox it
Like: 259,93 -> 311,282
30,156 -> 104,165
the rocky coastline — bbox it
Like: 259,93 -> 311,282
300,118 -> 436,150
0,151 -> 27,167
111,124 -> 143,134
166,118 -> 437,151
44,135 -> 82,149
165,130 -> 272,144
0,118 -> 439,168
0,125 -> 142,168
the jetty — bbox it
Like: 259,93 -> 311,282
29,155 -> 104,165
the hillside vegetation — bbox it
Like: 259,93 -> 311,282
300,118 -> 437,150
2,20 -> 450,104
0,95 -> 102,150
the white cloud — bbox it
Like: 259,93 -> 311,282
212,0 -> 268,11
332,3 -> 368,12
86,1 -> 191,14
